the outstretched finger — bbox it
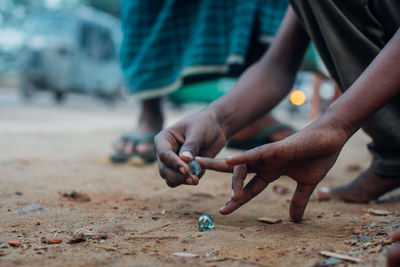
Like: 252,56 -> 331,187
225,144 -> 275,166
219,174 -> 268,215
195,157 -> 234,173
289,183 -> 317,222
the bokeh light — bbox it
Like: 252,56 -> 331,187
290,89 -> 306,106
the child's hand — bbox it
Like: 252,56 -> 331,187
154,110 -> 226,187
197,118 -> 351,222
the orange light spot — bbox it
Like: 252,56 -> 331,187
290,90 -> 306,106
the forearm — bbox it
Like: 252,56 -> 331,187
324,28 -> 400,137
207,7 -> 310,138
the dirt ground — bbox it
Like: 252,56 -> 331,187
0,88 -> 399,267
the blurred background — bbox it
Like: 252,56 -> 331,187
0,0 -> 123,104
0,0 -> 337,119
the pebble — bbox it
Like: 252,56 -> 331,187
198,214 -> 215,231
62,191 -> 91,202
15,204 -> 43,213
188,160 -> 202,176
258,217 -> 282,224
358,234 -> 372,243
8,240 -> 21,247
368,209 -> 393,216
173,252 -> 198,257
316,257 -> 343,267
352,228 -> 362,235
67,233 -> 86,244
84,233 -> 107,240
369,222 -> 377,227
50,238 -> 62,244
272,184 -> 289,195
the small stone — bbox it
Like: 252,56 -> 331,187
358,234 -> 372,243
15,204 -> 43,213
36,221 -> 40,225
151,213 -> 162,221
67,233 -> 86,244
316,257 -> 343,267
61,191 -> 91,202
15,192 -> 23,196
8,240 -> 21,247
352,228 -> 362,235
368,209 -> 393,216
173,252 -> 198,257
189,160 -> 202,176
272,184 -> 289,195
369,222 -> 377,227
50,238 -> 62,244
84,233 -> 107,240
258,217 -> 282,224
198,214 -> 215,231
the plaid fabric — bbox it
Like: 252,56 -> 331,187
120,0 -> 288,99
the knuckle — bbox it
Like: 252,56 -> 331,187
166,180 -> 179,188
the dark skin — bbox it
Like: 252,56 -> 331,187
155,6 -> 400,263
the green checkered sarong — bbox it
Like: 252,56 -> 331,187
120,0 -> 288,99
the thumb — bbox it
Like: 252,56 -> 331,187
179,129 -> 202,162
289,183 -> 316,222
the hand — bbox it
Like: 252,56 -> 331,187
154,110 -> 226,187
197,118 -> 352,222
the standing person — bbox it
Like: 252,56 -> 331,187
154,1 -> 400,265
110,0 -> 295,164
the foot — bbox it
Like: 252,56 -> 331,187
318,168 -> 400,203
114,98 -> 163,157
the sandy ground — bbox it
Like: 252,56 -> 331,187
0,88 -> 399,267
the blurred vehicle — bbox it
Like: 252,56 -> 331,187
19,6 -> 123,103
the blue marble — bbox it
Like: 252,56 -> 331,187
189,160 -> 202,176
198,214 -> 215,231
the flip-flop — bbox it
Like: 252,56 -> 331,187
110,133 -> 157,164
226,123 -> 295,150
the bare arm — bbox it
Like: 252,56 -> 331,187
154,7 -> 310,187
209,6 -> 310,138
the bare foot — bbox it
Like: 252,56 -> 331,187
318,168 -> 400,203
387,229 -> 400,267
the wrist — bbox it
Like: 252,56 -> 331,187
318,105 -> 358,142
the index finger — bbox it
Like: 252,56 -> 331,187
195,156 -> 234,173
154,132 -> 190,175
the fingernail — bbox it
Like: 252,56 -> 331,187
179,166 -> 185,174
181,151 -> 193,160
219,206 -> 226,211
231,190 -> 234,198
